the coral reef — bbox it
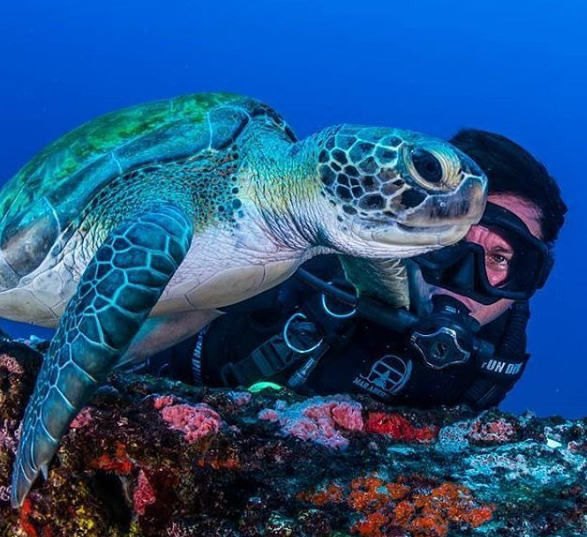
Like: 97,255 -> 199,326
0,339 -> 586,536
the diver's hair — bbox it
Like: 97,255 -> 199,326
449,128 -> 567,245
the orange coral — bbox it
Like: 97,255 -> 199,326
461,506 -> 494,528
298,473 -> 494,537
393,500 -> 415,526
409,482 -> 493,536
409,515 -> 448,537
89,442 -> 134,475
386,482 -> 410,500
297,483 -> 345,506
350,511 -> 388,537
348,475 -> 388,512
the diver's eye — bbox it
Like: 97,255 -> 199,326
411,149 -> 443,184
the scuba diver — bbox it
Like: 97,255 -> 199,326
144,129 -> 567,411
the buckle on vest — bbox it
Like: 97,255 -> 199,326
283,313 -> 323,354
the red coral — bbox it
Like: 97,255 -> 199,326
160,403 -> 221,444
394,500 -> 416,526
197,443 -> 241,470
19,498 -> 38,537
462,506 -> 494,528
409,515 -> 448,537
133,469 -> 157,516
366,412 -> 439,443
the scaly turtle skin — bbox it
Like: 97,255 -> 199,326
1,93 -> 487,507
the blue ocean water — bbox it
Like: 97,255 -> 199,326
0,0 -> 584,418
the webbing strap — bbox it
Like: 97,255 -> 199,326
220,293 -> 354,388
221,335 -> 310,387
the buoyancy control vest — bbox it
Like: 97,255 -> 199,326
189,256 -> 531,410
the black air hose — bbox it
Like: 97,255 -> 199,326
496,300 -> 530,357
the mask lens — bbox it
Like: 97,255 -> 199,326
415,203 -> 552,303
467,224 -> 547,297
465,225 -> 514,289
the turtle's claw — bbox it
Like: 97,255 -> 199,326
11,450 -> 51,507
11,397 -> 60,508
11,459 -> 33,508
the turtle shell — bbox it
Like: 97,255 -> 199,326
0,93 -> 295,280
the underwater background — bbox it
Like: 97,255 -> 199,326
0,0 -> 584,418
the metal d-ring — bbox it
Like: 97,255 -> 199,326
321,282 -> 357,319
283,313 -> 323,354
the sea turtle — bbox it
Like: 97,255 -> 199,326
1,93 -> 487,507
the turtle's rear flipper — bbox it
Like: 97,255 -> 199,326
10,204 -> 193,508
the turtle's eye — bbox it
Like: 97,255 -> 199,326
411,149 -> 443,185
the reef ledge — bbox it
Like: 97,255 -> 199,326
0,339 -> 585,537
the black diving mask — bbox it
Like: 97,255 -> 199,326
414,202 -> 553,305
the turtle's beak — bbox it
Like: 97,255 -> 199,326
397,175 -> 487,230
362,174 -> 487,253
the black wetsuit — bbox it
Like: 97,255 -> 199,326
146,256 -> 527,410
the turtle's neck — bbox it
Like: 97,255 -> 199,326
240,127 -> 331,253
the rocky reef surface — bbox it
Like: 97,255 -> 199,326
0,339 -> 586,537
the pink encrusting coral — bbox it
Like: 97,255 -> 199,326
228,391 -> 252,407
70,407 -> 94,430
152,395 -> 177,410
0,354 -> 23,376
468,417 -> 517,444
159,403 -> 222,444
259,396 -> 364,450
133,469 -> 157,515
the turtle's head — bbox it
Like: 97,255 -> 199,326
313,125 -> 487,258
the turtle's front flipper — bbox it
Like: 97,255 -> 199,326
339,256 -> 410,309
11,205 -> 193,508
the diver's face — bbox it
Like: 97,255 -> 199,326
432,192 -> 544,325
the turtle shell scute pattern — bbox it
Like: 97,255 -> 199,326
0,93 -> 296,262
